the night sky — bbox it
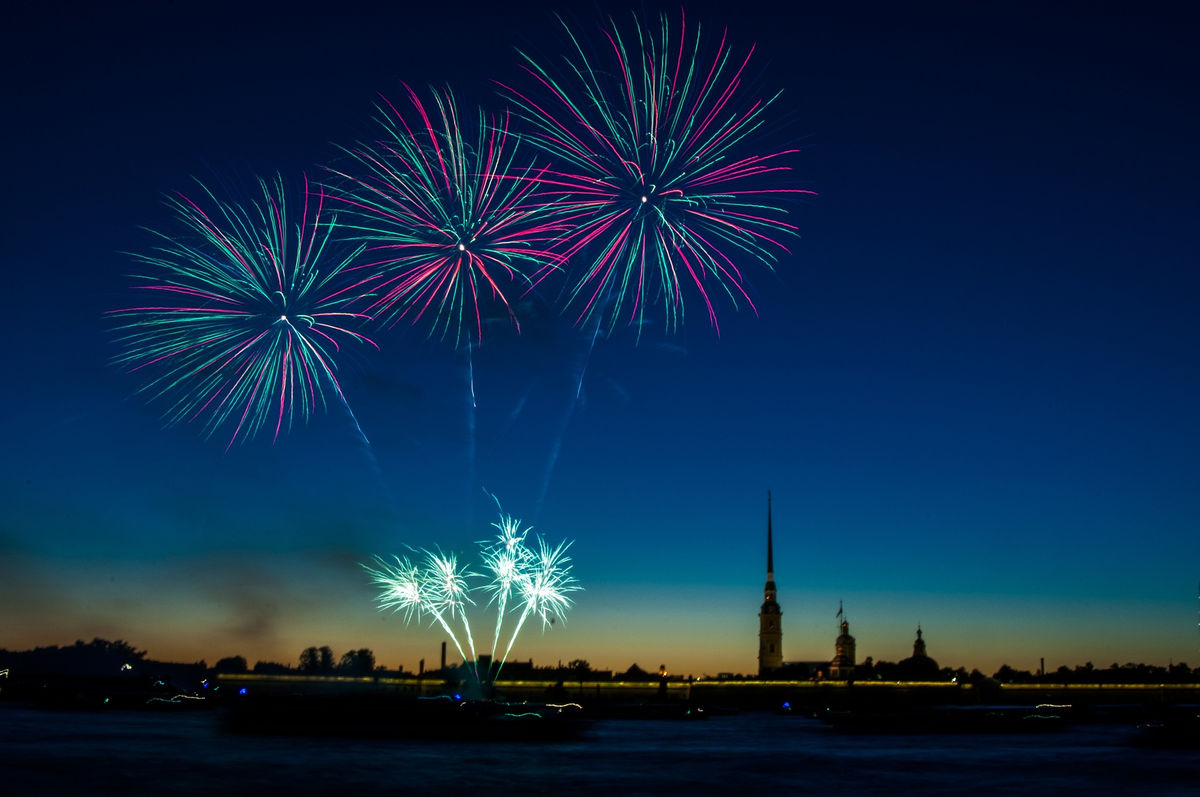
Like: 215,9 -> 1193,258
2,0 -> 1197,677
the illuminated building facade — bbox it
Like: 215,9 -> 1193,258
757,492 -> 783,675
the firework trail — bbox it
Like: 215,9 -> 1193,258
110,175 -> 377,449
364,498 -> 578,684
501,10 -> 812,338
533,318 -> 603,518
462,343 -> 478,519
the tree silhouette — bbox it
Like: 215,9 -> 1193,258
338,649 -> 376,676
252,660 -> 291,674
214,655 -> 248,673
299,647 -> 320,673
297,646 -> 338,674
993,664 -> 1034,683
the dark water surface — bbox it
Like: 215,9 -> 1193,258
1,705 -> 1197,795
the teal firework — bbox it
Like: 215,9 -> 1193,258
363,497 -> 578,684
110,175 -> 377,448
328,85 -> 566,348
502,11 -> 813,335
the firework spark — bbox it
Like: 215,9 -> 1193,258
364,500 -> 578,684
363,550 -> 480,671
494,535 -> 578,680
502,10 -> 813,336
480,508 -> 535,660
364,555 -> 424,621
327,85 -> 566,348
110,175 -> 376,449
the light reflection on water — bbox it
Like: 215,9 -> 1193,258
1,705 -> 1197,795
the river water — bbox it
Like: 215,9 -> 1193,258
1,704 -> 1197,795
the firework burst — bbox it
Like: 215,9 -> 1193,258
493,535 -> 577,679
327,85 -> 566,348
364,499 -> 578,684
364,554 -> 424,621
502,10 -> 812,336
364,549 -> 481,671
480,508 -> 536,660
110,175 -> 376,448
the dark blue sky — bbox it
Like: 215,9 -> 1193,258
1,0 -> 1197,675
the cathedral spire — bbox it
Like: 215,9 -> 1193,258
763,491 -> 776,601
766,490 -> 774,580
758,490 -> 782,675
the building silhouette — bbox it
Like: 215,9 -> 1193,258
830,603 -> 856,679
748,502 -> 946,681
895,625 -> 940,680
757,492 -> 783,675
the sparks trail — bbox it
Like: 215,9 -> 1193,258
331,379 -> 389,491
462,342 -> 478,518
109,175 -> 378,448
535,299 -> 608,520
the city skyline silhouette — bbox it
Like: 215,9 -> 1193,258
1,0 -> 1197,676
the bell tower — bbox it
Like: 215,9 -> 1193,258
758,491 -> 783,675
913,625 -> 927,658
830,602 -> 856,680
